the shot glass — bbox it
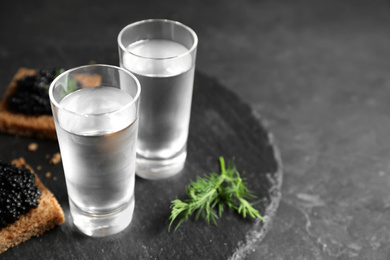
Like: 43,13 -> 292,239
118,19 -> 198,180
49,64 -> 141,237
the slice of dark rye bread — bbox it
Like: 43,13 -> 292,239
0,68 -> 102,140
0,158 -> 65,254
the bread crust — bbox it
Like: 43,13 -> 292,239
0,158 -> 65,254
0,68 -> 101,140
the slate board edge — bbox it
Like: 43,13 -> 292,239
230,110 -> 284,260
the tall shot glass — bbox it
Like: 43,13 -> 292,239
118,19 -> 198,180
49,64 -> 141,237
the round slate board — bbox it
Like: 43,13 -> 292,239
1,71 -> 283,260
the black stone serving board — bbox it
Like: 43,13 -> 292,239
0,71 -> 283,260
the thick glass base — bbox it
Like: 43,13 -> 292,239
136,150 -> 186,180
69,197 -> 135,237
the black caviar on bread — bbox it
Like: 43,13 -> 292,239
7,68 -> 65,115
0,162 -> 42,228
0,158 -> 65,254
0,68 -> 101,140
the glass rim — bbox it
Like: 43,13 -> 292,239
117,19 -> 198,61
49,64 -> 141,117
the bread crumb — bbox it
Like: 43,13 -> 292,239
37,165 -> 42,171
53,176 -> 58,181
28,142 -> 38,152
49,153 -> 61,165
45,154 -> 50,159
11,157 -> 34,173
45,172 -> 52,178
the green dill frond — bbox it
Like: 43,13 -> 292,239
168,157 -> 264,231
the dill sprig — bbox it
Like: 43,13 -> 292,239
169,157 -> 264,231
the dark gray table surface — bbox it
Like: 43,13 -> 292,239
1,0 -> 390,259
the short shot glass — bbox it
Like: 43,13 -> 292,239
118,19 -> 198,180
49,64 -> 141,237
